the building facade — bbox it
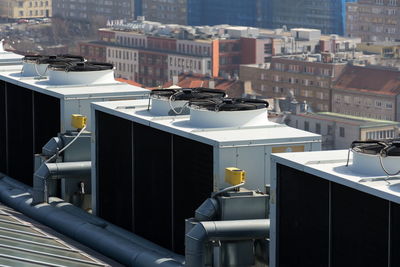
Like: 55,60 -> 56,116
347,0 -> 400,42
332,65 -> 400,121
187,0 -> 264,27
0,0 -> 51,19
52,0 -> 135,21
287,112 -> 399,150
267,0 -> 357,35
79,22 -> 274,87
142,0 -> 187,25
240,55 -> 348,112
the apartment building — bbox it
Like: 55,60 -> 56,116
240,55 -> 348,112
79,21 -> 274,87
347,0 -> 400,42
287,112 -> 399,149
332,65 -> 400,121
0,0 -> 51,19
52,0 -> 135,21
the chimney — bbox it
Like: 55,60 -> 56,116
172,75 -> 179,85
209,79 -> 215,89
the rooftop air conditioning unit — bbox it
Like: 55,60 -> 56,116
270,139 -> 400,267
0,57 -> 148,186
21,55 -> 84,77
92,96 -> 321,254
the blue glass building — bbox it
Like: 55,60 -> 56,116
187,0 -> 264,27
266,0 -> 357,35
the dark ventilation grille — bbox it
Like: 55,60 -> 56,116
0,81 -> 61,186
6,83 -> 34,185
189,98 -> 269,111
150,88 -> 226,100
277,163 -> 396,267
276,164 -> 329,267
96,112 -> 214,253
331,183 -> 388,267
0,80 -> 6,173
96,111 -> 133,231
133,122 -> 173,250
173,135 -> 213,254
33,92 -> 60,153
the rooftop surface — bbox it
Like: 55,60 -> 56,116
272,150 -> 400,204
298,112 -> 400,128
93,99 -> 321,146
0,202 -> 122,267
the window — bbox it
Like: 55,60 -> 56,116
327,125 -> 333,135
315,123 -> 321,134
339,127 -> 345,137
304,121 -> 310,131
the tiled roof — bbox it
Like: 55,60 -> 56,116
115,78 -> 143,87
333,65 -> 400,95
162,73 -> 240,90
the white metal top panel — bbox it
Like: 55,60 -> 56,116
93,100 -> 321,146
271,150 -> 400,204
0,65 -> 149,99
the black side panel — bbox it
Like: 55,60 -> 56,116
0,81 -> 6,173
391,202 -> 400,267
276,164 -> 329,267
173,135 -> 213,254
133,123 -> 173,250
96,111 -> 133,231
6,83 -> 34,185
331,183 -> 389,267
33,92 -> 60,153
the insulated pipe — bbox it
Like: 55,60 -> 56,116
0,178 -> 184,267
33,161 -> 91,204
195,198 -> 219,221
185,219 -> 270,267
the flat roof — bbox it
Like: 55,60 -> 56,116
93,99 -> 321,146
0,63 -> 149,99
299,112 -> 400,128
0,202 -> 122,266
272,150 -> 400,204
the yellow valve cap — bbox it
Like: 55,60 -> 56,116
225,167 -> 246,186
71,114 -> 87,129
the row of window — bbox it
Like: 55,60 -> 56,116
108,49 -> 137,61
270,74 -> 328,88
335,94 -> 393,110
274,63 -> 332,76
301,121 -> 345,137
366,130 -> 395,140
18,1 -> 49,7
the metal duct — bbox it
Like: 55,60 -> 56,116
194,198 -> 219,221
185,219 -> 270,267
33,161 -> 91,204
0,177 -> 184,267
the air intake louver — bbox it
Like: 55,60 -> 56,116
189,98 -> 269,111
95,111 -> 213,253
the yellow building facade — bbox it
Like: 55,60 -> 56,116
0,0 -> 52,19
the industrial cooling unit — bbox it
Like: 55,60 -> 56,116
92,96 -> 321,253
0,55 -> 149,185
270,140 -> 400,267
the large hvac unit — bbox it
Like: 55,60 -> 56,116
0,55 -> 149,185
270,140 -> 400,267
92,97 -> 321,253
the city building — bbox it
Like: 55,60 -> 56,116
240,54 -> 349,112
161,72 -> 244,98
142,0 -> 187,25
347,0 -> 400,42
332,65 -> 400,121
187,0 -> 265,27
286,111 -> 399,149
52,0 -> 135,21
267,0 -> 357,35
79,21 -> 274,87
0,0 -> 51,19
